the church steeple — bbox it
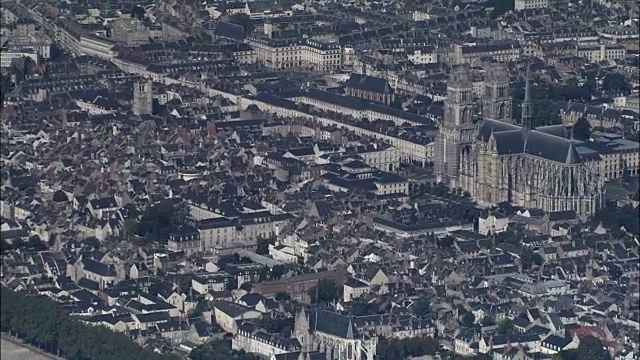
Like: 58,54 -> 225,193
521,63 -> 532,130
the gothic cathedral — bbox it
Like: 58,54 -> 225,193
434,64 -> 604,218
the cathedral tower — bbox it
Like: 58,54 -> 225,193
483,63 -> 512,123
133,79 -> 153,116
434,67 -> 476,189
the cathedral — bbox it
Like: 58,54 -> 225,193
434,64 -> 604,218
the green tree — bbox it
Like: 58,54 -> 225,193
594,205 -> 640,236
573,117 -> 591,140
190,339 -> 260,360
48,234 -> 57,247
271,264 -> 286,279
496,319 -> 514,335
601,73 -> 630,94
577,336 -> 610,360
308,279 -> 341,304
274,292 -> 291,301
555,349 -> 578,360
256,237 -> 270,255
84,236 -> 100,248
496,229 -> 520,245
124,218 -> 139,238
521,247 -> 544,269
240,282 -> 252,292
461,311 -> 475,327
488,0 -> 514,18
412,297 -> 432,319
348,297 -> 379,316
481,316 -> 495,326
0,288 -> 176,360
376,336 -> 438,360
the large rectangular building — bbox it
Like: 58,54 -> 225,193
247,37 -> 341,71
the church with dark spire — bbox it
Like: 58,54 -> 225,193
434,63 -> 604,218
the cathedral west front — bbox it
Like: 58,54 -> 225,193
434,64 -> 604,218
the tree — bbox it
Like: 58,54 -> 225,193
260,317 -> 294,336
577,336 -> 610,360
48,234 -> 57,247
256,238 -> 270,255
274,292 -> 291,301
228,13 -> 254,33
496,319 -> 514,335
376,336 -> 438,360
239,282 -> 252,292
124,218 -> 139,238
594,205 -> 639,236
130,5 -> 145,20
462,311 -> 475,327
573,117 -> 591,140
481,316 -> 495,326
190,339 -> 260,360
271,264 -> 286,280
308,279 -> 341,304
521,247 -> 544,269
135,200 -> 189,243
84,237 -> 100,248
555,349 -> 579,360
496,229 -> 520,245
488,0 -> 514,18
601,73 -> 630,94
1,289 -> 176,360
348,297 -> 379,316
412,297 -> 432,319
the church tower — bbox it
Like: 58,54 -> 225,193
133,79 -> 153,116
483,63 -> 512,123
434,67 -> 476,189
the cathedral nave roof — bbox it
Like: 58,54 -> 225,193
481,119 -> 584,164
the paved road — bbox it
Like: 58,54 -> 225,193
0,337 -> 58,360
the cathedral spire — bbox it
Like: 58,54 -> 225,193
521,63 -> 532,130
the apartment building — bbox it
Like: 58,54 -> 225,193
576,44 -> 626,62
591,135 -> 639,179
55,19 -> 116,59
0,50 -> 39,68
515,0 -> 549,10
247,37 -> 341,70
452,41 -> 521,65
346,144 -> 402,173
251,93 -> 436,166
406,46 -> 438,64
196,211 -> 292,250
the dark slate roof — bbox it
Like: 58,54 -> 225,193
82,258 -> 116,277
345,73 -> 393,94
481,119 -> 584,164
543,334 -> 572,348
53,190 -> 69,202
308,309 -> 358,339
89,196 -> 118,209
214,21 -> 245,41
239,293 -> 267,307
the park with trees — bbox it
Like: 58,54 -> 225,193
1,288 -> 176,360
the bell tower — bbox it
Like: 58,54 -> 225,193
133,79 -> 153,116
483,63 -> 512,123
434,66 -> 476,189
